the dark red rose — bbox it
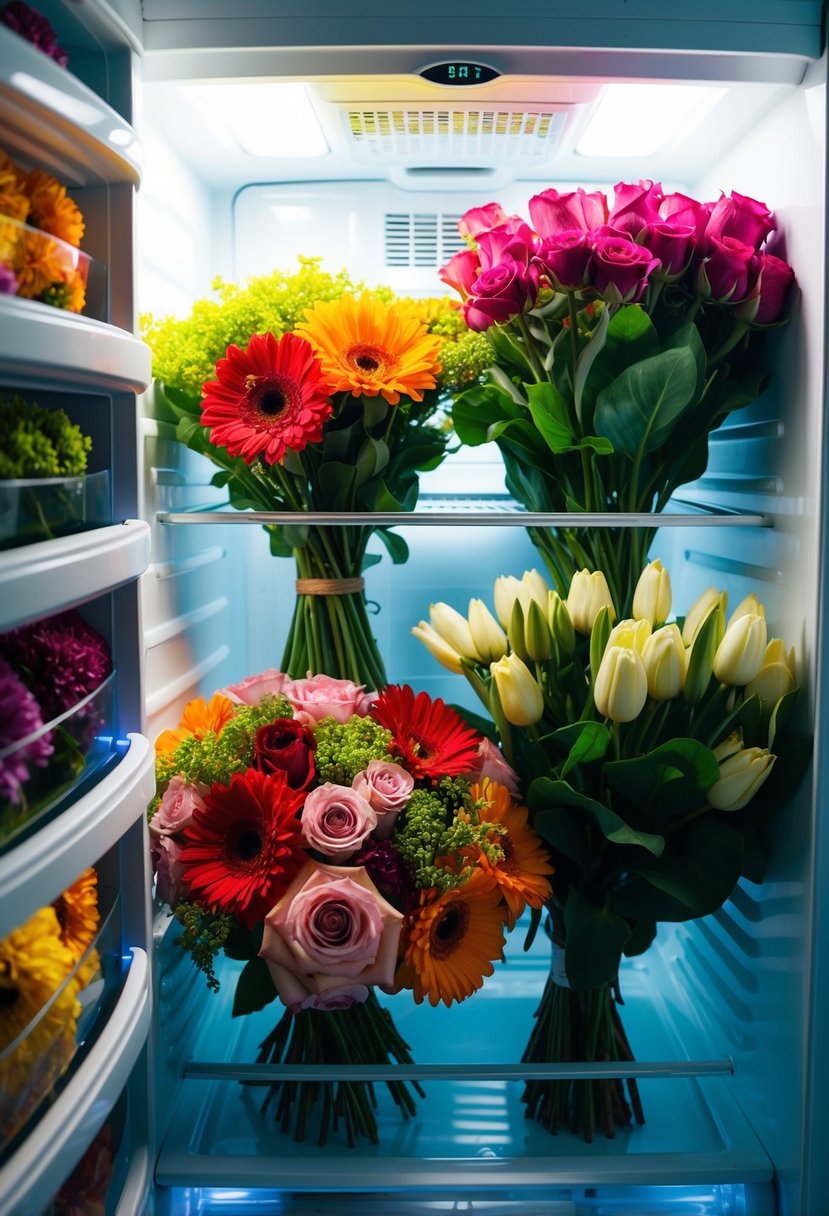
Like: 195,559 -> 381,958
253,717 -> 316,790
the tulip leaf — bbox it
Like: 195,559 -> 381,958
619,817 -> 745,919
373,526 -> 409,565
281,523 -> 309,549
542,720 -> 611,778
533,804 -> 591,867
314,461 -> 356,508
563,888 -> 631,989
683,604 -> 721,704
768,688 -> 800,748
589,606 -> 613,682
604,739 -> 720,820
594,346 -> 698,458
622,917 -> 657,959
232,957 -> 278,1018
529,777 -> 665,856
573,302 -> 610,426
452,384 -> 526,446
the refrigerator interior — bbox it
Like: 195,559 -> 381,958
134,8 -> 828,1213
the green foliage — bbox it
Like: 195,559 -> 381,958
392,779 -> 501,892
174,902 -> 235,992
155,695 -> 293,792
0,392 -> 91,478
313,716 -> 392,786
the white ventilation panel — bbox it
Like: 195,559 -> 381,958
341,106 -> 569,165
384,212 -> 466,268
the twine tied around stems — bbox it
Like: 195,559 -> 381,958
295,577 -> 366,596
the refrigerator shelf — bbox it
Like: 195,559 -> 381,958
0,518 -> 151,632
0,733 -> 154,939
0,24 -> 141,186
0,296 -> 151,393
0,946 -> 150,1216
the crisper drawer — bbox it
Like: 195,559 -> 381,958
153,921 -> 775,1214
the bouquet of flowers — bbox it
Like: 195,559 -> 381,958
0,609 -> 113,845
143,259 -> 491,690
0,149 -> 87,311
149,668 -> 553,1146
0,2 -> 69,66
0,868 -> 100,1145
414,559 -> 806,1141
439,182 -> 796,614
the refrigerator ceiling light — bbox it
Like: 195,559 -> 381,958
179,82 -> 329,158
576,83 -> 727,157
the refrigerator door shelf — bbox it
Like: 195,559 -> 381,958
0,945 -> 150,1216
0,732 -> 154,938
0,517 -> 150,632
0,297 -> 151,393
0,23 -> 141,185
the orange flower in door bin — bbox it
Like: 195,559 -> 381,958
24,169 -> 85,247
154,692 -> 236,756
296,291 -> 443,405
200,331 -> 334,465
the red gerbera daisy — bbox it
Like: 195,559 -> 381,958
200,331 -> 334,466
370,684 -> 482,784
178,767 -> 306,927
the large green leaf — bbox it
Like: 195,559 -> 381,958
232,957 -> 278,1018
604,739 -> 720,820
541,720 -> 612,778
664,320 -> 706,397
452,384 -> 526,446
563,888 -> 631,989
579,305 -> 660,418
527,382 -> 613,456
615,816 -> 744,920
355,436 -> 389,487
372,477 -> 419,512
533,805 -> 591,867
529,777 -> 665,856
373,526 -> 409,565
314,461 -> 356,508
594,346 -> 699,458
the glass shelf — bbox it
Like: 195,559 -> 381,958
157,495 -> 773,529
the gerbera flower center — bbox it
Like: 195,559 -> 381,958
430,899 -> 469,961
245,374 -> 291,419
226,822 -> 265,867
346,344 -> 397,378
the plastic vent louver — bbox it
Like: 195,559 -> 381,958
345,107 -> 566,161
384,212 -> 466,268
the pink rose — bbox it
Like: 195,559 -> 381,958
439,248 -> 480,299
588,229 -> 661,303
221,667 -> 291,705
697,235 -> 756,302
640,220 -> 695,280
607,179 -> 664,239
302,782 -> 377,860
285,674 -> 377,726
534,230 -> 591,291
659,191 -> 710,240
260,861 -> 403,1012
151,776 -> 207,835
528,187 -> 608,237
458,201 -> 509,238
299,984 -> 370,1012
739,251 -> 795,325
704,190 -> 775,252
352,759 -> 414,839
476,224 -> 537,272
463,259 -> 541,332
465,736 -> 521,797
151,834 -> 184,906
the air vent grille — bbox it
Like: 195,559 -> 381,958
384,213 -> 466,268
344,108 -> 566,161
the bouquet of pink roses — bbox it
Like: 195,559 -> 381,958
149,669 -> 553,1145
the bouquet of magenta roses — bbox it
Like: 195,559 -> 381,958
149,669 -> 552,1146
413,559 -> 806,1141
439,182 -> 796,614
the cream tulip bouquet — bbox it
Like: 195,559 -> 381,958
413,559 -> 807,1141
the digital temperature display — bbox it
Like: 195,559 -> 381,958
420,62 -> 500,86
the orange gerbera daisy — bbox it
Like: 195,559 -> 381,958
397,872 -> 506,1007
25,169 -> 85,247
201,331 -> 334,465
0,152 -> 29,223
14,231 -> 68,300
54,868 -> 101,990
296,292 -> 442,405
154,692 -> 236,756
471,779 -> 554,929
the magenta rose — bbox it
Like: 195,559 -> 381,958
151,833 -> 184,906
607,179 -> 664,239
528,187 -> 608,237
697,235 -> 756,301
260,861 -> 403,1012
221,667 -> 291,705
534,230 -> 591,291
704,190 -> 775,252
588,230 -> 661,302
738,252 -> 796,325
640,220 -> 695,280
352,759 -> 414,839
151,775 -> 208,835
476,224 -> 537,272
458,201 -> 510,239
463,259 -> 541,332
439,248 -> 480,299
285,674 -> 377,726
659,191 -> 710,239
302,782 -> 377,860
464,736 -> 521,797
253,717 -> 316,790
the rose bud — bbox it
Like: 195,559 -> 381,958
713,612 -> 768,686
352,760 -> 414,839
253,718 -> 316,790
490,653 -> 544,726
301,783 -> 377,861
632,559 -> 672,625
